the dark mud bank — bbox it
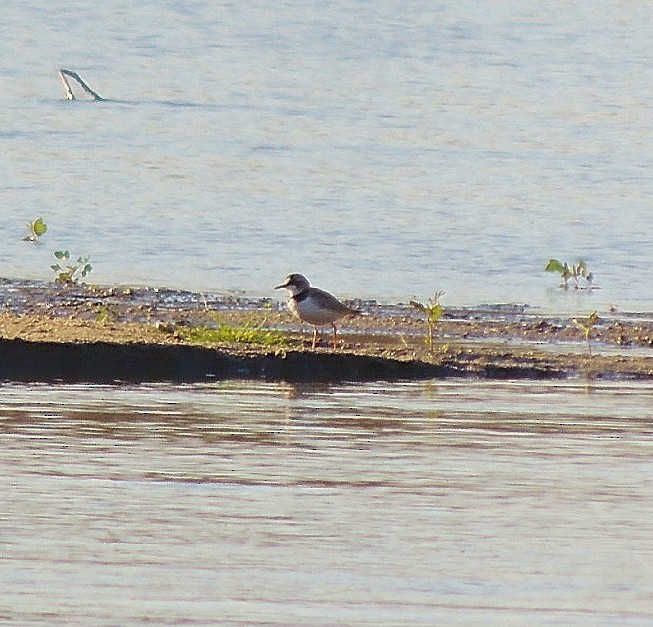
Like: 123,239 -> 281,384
0,339 -> 507,384
0,338 -> 449,383
0,337 -> 612,384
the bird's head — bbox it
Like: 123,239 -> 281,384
275,273 -> 310,295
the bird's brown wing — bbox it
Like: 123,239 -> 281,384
314,288 -> 360,316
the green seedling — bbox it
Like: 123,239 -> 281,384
93,304 -> 118,323
23,218 -> 48,243
51,250 -> 93,285
410,291 -> 444,351
573,311 -> 599,357
545,258 -> 594,290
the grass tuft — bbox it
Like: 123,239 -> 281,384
180,315 -> 288,347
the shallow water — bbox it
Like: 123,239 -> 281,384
1,380 -> 652,624
1,1 -> 653,311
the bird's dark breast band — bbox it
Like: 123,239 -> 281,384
292,290 -> 310,303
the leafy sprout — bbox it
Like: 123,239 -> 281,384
410,291 -> 444,351
51,250 -> 93,285
545,258 -> 595,290
23,218 -> 48,243
572,311 -> 599,357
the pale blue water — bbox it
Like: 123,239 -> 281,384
1,379 -> 653,625
2,2 -> 652,312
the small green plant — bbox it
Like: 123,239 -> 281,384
23,218 -> 48,243
410,291 -> 444,351
93,304 -> 118,323
545,258 -> 594,290
180,315 -> 288,347
573,311 -> 599,357
51,250 -> 93,285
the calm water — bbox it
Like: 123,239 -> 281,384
1,380 -> 652,625
1,2 -> 652,312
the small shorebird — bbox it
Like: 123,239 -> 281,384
275,273 -> 359,349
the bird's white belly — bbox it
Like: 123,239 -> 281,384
289,297 -> 342,325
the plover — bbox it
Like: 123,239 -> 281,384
275,273 -> 359,349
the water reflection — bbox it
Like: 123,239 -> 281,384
1,380 -> 652,624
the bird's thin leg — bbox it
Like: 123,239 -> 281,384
332,323 -> 338,349
312,327 -> 318,349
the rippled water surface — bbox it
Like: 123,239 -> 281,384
1,2 -> 653,311
1,380 -> 652,624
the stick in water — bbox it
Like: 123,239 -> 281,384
58,68 -> 105,101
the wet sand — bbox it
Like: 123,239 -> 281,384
1,280 -> 652,382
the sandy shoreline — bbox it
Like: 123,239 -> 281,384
1,280 -> 652,382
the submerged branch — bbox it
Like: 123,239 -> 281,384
58,68 -> 105,101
